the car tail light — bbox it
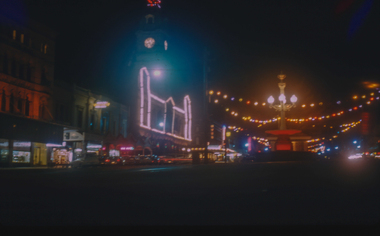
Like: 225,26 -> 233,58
117,159 -> 120,162
105,159 -> 110,162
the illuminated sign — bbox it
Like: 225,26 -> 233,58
14,142 -> 31,147
139,67 -> 192,141
87,144 -> 102,149
46,142 -> 66,147
120,147 -> 134,151
147,0 -> 161,8
94,101 -> 110,108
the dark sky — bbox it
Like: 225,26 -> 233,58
2,0 -> 380,126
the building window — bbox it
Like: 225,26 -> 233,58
41,67 -> 48,85
11,60 -> 16,77
77,108 -> 83,128
10,94 -> 14,113
17,99 -> 23,113
26,64 -> 32,82
12,30 -> 16,40
101,117 -> 107,134
25,100 -> 29,116
19,64 -> 24,80
1,91 -> 6,112
3,54 -> 8,74
39,104 -> 45,119
20,34 -> 24,43
90,114 -> 95,130
44,44 -> 48,54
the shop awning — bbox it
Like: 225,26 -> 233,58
0,113 -> 63,144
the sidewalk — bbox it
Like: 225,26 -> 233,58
0,167 -> 49,170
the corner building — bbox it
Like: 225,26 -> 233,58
0,13 -> 63,167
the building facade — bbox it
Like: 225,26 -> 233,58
0,13 -> 63,167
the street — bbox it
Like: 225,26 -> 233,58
1,160 -> 379,229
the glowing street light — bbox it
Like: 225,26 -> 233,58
267,73 -> 297,130
153,70 -> 161,76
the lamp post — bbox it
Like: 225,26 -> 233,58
267,73 -> 297,130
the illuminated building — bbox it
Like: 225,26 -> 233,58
127,3 -> 192,156
0,13 -> 66,167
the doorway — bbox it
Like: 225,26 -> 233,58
34,147 -> 41,165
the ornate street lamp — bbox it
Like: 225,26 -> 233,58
267,73 -> 297,130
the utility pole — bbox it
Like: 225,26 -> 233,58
203,47 -> 209,164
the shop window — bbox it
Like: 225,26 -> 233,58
12,141 -> 31,163
1,91 -> 6,112
0,139 -> 9,164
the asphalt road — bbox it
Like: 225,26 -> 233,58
1,161 -> 379,229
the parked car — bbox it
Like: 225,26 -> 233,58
71,153 -> 101,168
121,156 -> 136,165
100,156 -> 122,165
147,155 -> 160,164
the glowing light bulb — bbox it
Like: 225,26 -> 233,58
209,90 -> 214,95
267,96 -> 274,104
290,95 -> 297,103
254,102 -> 258,106
223,95 -> 227,99
262,102 -> 266,106
239,98 -> 243,102
217,91 -> 221,95
214,99 -> 218,103
310,104 -> 315,107
279,94 -> 285,102
353,95 -> 357,99
226,108 -> 229,111
302,104 -> 306,108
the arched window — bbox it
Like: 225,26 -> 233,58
9,93 -> 14,113
41,67 -> 48,85
39,103 -> 45,119
25,99 -> 29,116
17,98 -> 23,113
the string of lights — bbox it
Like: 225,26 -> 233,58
209,89 -> 379,126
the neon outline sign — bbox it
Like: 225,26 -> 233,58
139,67 -> 192,141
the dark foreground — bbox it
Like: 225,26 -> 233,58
1,160 -> 380,233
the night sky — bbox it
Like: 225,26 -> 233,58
2,0 -> 379,127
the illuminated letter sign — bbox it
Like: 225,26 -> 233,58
94,101 -> 110,108
139,67 -> 192,141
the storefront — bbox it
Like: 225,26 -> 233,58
0,113 -> 64,167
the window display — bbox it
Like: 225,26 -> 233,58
51,148 -> 72,164
12,151 -> 31,163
